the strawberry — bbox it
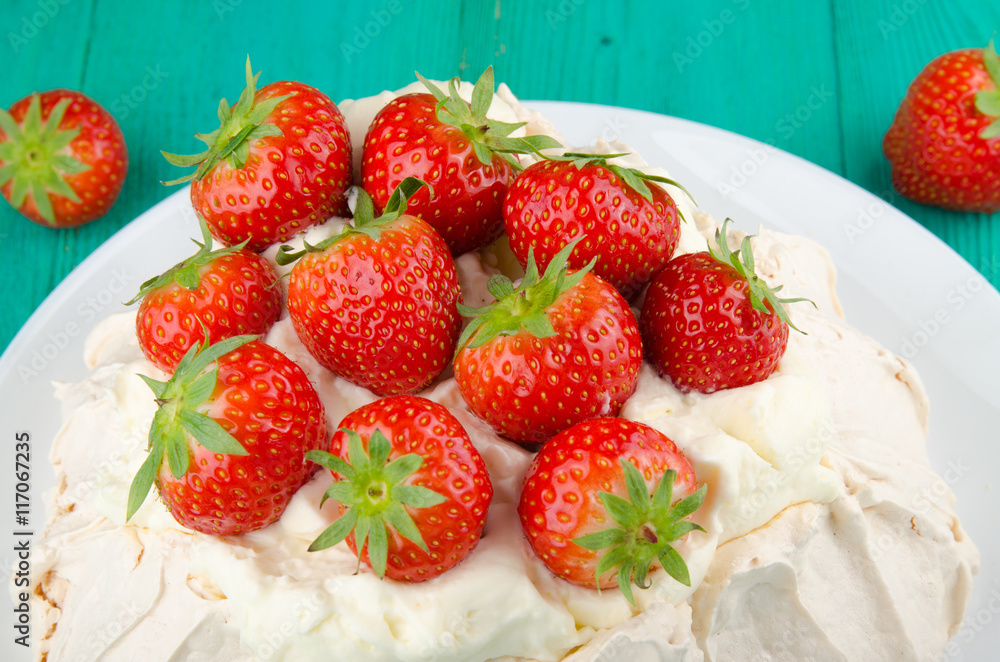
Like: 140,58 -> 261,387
504,154 -> 685,300
128,218 -> 282,373
163,58 -> 352,252
518,417 -> 705,604
640,220 -> 808,394
127,335 -> 328,535
453,241 -> 642,445
883,40 -> 1000,213
361,67 -> 560,255
0,90 -> 127,228
307,394 -> 493,582
277,178 -> 461,397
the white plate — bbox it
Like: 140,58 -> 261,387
1,102 -> 997,661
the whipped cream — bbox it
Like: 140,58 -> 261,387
24,85 -> 978,662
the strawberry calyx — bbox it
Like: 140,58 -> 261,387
306,428 -> 447,579
161,57 -> 292,185
708,219 -> 813,334
416,67 -> 561,169
975,40 -> 1000,140
125,216 -> 251,305
572,460 -> 707,605
126,334 -> 256,522
456,239 -> 595,352
275,177 -> 429,265
0,94 -> 92,225
554,151 -> 694,211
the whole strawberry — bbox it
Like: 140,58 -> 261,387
307,395 -> 493,582
640,220 -> 808,394
518,417 -> 705,604
884,40 -> 1000,213
129,218 -> 282,373
127,336 -> 328,535
163,58 -> 352,251
453,241 -> 642,445
504,154 -> 684,300
278,178 -> 461,396
361,67 -> 560,255
0,90 -> 127,227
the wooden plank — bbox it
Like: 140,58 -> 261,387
833,0 -> 1000,287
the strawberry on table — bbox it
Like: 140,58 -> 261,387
504,153 -> 685,300
361,67 -> 560,255
640,219 -> 809,394
127,335 -> 328,536
163,58 -> 352,251
307,395 -> 493,582
128,218 -> 282,373
883,39 -> 1000,214
518,417 -> 705,604
453,241 -> 643,445
0,90 -> 127,228
277,178 -> 461,397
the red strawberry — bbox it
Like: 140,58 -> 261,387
518,417 -> 705,604
640,220 -> 808,394
883,40 -> 1000,213
129,218 -> 282,373
307,394 -> 493,582
453,241 -> 642,445
504,154 -> 685,300
163,59 -> 352,251
0,90 -> 127,228
361,67 -> 560,255
277,178 -> 461,396
127,336 -> 328,535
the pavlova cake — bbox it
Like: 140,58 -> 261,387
24,64 -> 978,661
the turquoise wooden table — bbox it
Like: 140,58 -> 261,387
1,0 -> 997,355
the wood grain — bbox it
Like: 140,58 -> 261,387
0,0 -> 997,351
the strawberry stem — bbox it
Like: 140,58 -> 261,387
307,428 -> 447,579
415,67 -> 562,169
456,238 -> 595,352
161,57 -> 290,186
0,94 -> 91,226
708,219 -> 814,334
572,460 -> 706,606
126,334 -> 255,522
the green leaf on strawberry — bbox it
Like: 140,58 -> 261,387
974,40 -> 1000,139
161,57 -> 291,185
0,94 -> 93,225
275,177 -> 430,265
553,151 -> 694,211
456,239 -> 595,352
708,219 -> 813,334
572,460 -> 707,605
415,67 -> 561,168
126,216 -> 251,304
306,428 -> 447,579
127,334 -> 256,522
